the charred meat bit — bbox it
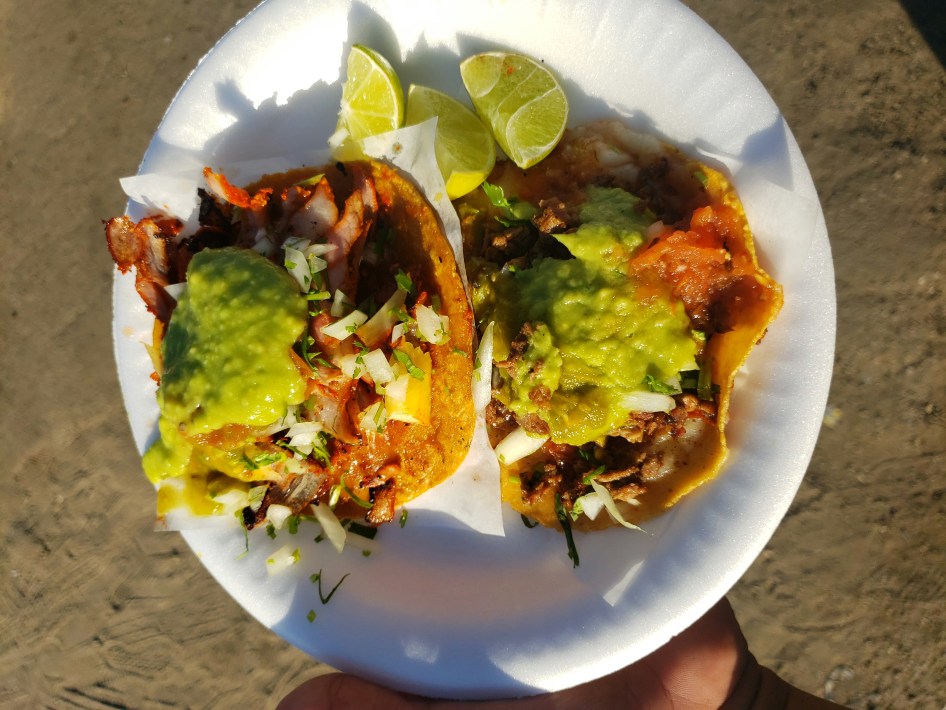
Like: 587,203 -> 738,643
365,476 -> 397,525
532,198 -> 575,234
483,225 -> 536,264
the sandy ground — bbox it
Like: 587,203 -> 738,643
1,1 -> 943,708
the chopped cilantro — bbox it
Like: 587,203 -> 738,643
482,181 -> 536,225
247,451 -> 285,469
643,374 -> 678,395
399,509 -> 409,528
555,493 -> 580,568
395,270 -> 414,294
312,569 -> 350,604
236,512 -> 250,559
247,485 -> 267,511
555,493 -> 578,567
328,484 -> 342,509
306,609 -> 317,622
697,358 -> 715,402
393,349 -> 425,380
345,521 -> 378,539
582,466 -> 606,485
295,172 -> 325,188
341,478 -> 373,509
570,498 -> 585,521
266,522 -> 276,539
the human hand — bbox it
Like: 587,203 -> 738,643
277,597 -> 783,709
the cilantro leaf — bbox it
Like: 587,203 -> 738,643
393,349 -> 425,380
482,181 -> 536,225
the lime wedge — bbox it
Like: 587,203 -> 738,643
460,52 -> 568,169
405,84 -> 497,199
332,45 -> 404,157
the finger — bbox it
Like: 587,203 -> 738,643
637,597 -> 752,707
276,672 -> 422,710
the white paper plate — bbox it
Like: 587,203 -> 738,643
111,0 -> 835,699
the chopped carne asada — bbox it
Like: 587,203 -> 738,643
456,120 -> 783,532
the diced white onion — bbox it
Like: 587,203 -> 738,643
262,405 -> 300,436
304,242 -> 337,258
164,282 -> 187,301
390,322 -> 406,345
252,232 -> 276,258
644,221 -> 666,240
415,304 -> 450,344
320,309 -> 368,341
359,401 -> 388,434
283,236 -> 310,252
282,457 -> 308,475
266,544 -> 300,573
588,477 -> 643,531
575,491 -> 605,521
247,485 -> 268,513
266,504 -> 294,530
384,372 -> 409,406
330,290 -> 354,317
335,353 -> 361,379
306,253 -> 328,275
494,426 -> 548,465
620,390 -> 676,413
284,245 -> 312,292
356,289 -> 407,347
285,421 -> 323,454
343,530 -> 378,555
472,322 -> 494,412
362,349 -> 394,386
211,488 -> 249,514
311,503 -> 347,554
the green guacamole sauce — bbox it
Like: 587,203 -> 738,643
143,247 -> 307,482
474,187 -> 697,446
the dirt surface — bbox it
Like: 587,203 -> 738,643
1,1 -> 943,708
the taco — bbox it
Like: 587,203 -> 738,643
106,159 -> 474,529
455,120 -> 783,538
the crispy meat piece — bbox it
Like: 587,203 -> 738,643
521,463 -> 562,506
543,392 -> 717,510
532,198 -> 575,234
242,469 -> 331,529
105,215 -> 183,322
483,225 -> 536,264
325,165 -> 378,297
197,187 -> 233,232
365,475 -> 397,525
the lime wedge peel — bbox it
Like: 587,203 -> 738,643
331,44 -> 405,159
405,85 -> 497,199
460,52 -> 569,169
